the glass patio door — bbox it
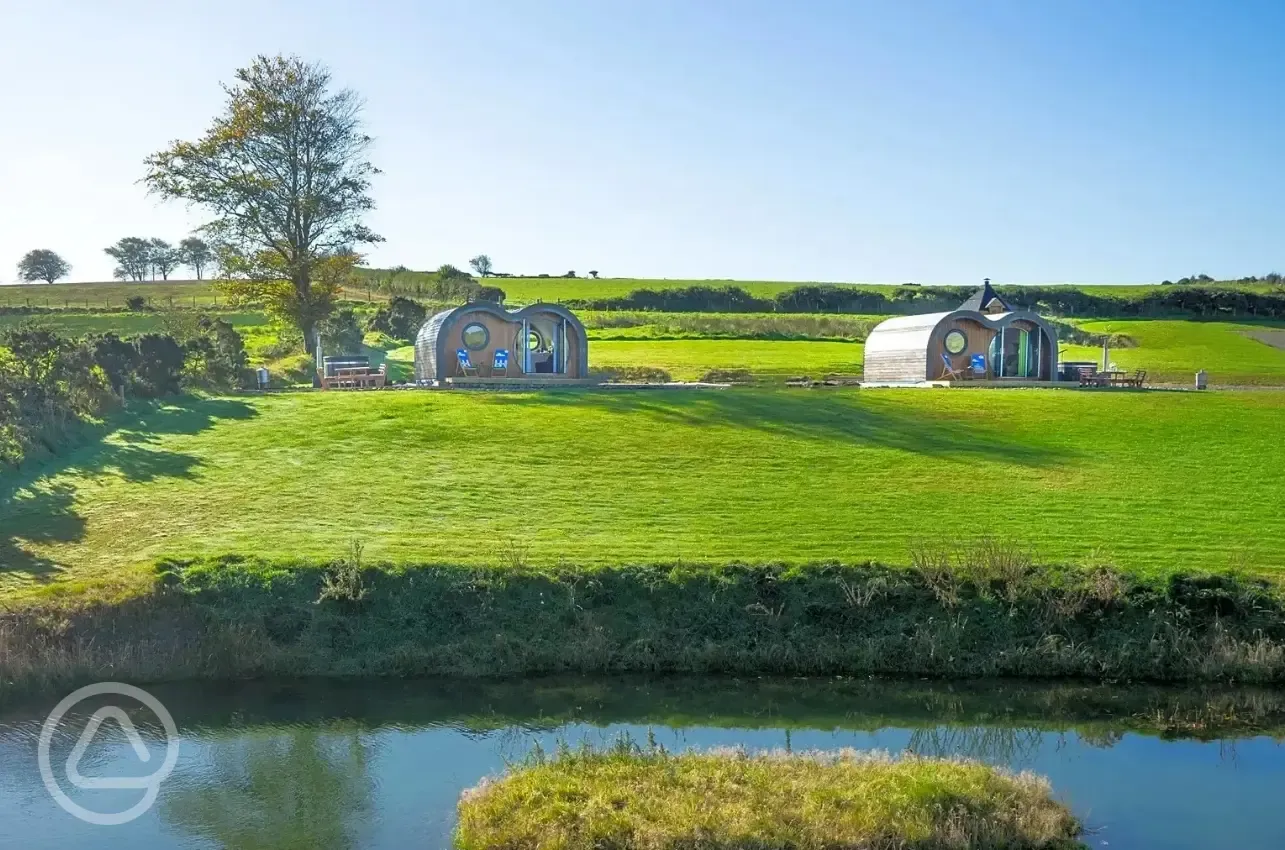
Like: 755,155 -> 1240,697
990,328 -> 1034,378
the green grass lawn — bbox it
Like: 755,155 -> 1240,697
1062,319 -> 1285,385
3,388 -> 1283,602
382,339 -> 864,381
590,339 -> 864,380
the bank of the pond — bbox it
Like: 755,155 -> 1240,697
4,557 -> 1285,698
456,746 -> 1084,850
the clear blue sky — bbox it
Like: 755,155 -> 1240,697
2,0 -> 1283,285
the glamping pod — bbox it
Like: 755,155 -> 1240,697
863,281 -> 1059,383
414,302 -> 589,383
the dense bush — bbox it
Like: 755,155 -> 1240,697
182,316 -> 250,390
0,319 -> 250,469
474,285 -> 506,304
131,334 -> 186,396
318,308 -> 364,354
0,326 -> 110,468
368,296 -> 427,343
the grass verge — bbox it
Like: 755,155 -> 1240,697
455,744 -> 1083,850
5,554 -> 1285,699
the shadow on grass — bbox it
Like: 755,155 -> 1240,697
0,396 -> 256,583
487,388 -> 1074,466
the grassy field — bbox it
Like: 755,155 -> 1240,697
383,339 -> 863,382
0,280 -> 223,308
0,310 -> 272,337
3,388 -> 1283,603
1061,319 -> 1285,385
590,339 -> 863,379
581,311 -> 880,341
7,304 -> 1285,387
456,747 -> 1081,850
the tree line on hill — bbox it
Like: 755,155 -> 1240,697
560,282 -> 1285,320
13,238 -> 216,285
104,236 -> 214,281
0,318 -> 249,470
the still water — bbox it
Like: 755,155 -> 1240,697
1,676 -> 1283,849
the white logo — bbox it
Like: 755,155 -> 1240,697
37,682 -> 180,825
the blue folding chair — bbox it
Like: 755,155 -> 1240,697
940,352 -> 965,380
456,348 -> 479,377
492,348 -> 510,377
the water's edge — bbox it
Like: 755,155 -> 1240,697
2,675 -> 1284,849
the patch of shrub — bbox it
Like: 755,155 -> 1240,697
125,295 -> 148,311
266,353 -> 316,386
0,325 -> 111,468
368,295 -> 427,343
318,308 -> 364,355
0,319 -> 250,469
474,285 -> 506,304
182,316 -> 250,390
131,334 -> 186,397
700,368 -> 753,383
603,366 -> 672,383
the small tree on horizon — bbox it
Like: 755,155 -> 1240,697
16,249 -> 71,284
469,254 -> 493,277
179,236 -> 214,279
105,237 -> 153,282
143,54 -> 381,352
149,239 -> 181,280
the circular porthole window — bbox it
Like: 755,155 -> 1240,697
461,322 -> 489,351
527,328 -> 545,351
943,329 -> 968,355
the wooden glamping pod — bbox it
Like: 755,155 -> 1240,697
863,281 -> 1059,384
414,302 -> 590,385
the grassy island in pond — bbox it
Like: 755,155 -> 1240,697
456,747 -> 1083,850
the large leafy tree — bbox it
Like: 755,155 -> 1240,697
469,254 -> 493,277
179,236 -> 214,279
144,54 -> 381,351
16,249 -> 71,284
105,237 -> 153,282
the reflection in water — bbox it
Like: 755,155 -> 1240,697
906,725 -> 1045,765
160,729 -> 374,850
1,676 -> 1284,850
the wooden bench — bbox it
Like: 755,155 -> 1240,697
320,365 -> 387,389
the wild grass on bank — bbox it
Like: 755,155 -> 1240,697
5,546 -> 1285,697
455,742 -> 1083,850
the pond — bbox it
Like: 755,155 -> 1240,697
1,676 -> 1283,849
